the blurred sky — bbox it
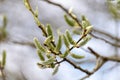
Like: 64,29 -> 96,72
0,0 -> 120,80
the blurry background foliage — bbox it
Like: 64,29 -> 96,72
107,0 -> 120,18
0,15 -> 7,42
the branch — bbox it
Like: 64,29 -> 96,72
42,0 -> 120,48
0,62 -> 6,80
81,57 -> 106,80
11,40 -> 120,79
24,0 -> 92,75
93,28 -> 120,41
65,58 -> 91,75
11,39 -> 92,75
88,47 -> 120,62
0,68 -> 6,80
91,33 -> 120,47
24,0 -> 120,79
80,47 -> 120,80
24,0 -> 47,37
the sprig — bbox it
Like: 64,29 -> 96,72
24,0 -> 92,75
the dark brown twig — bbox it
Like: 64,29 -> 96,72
93,28 -> 120,41
91,33 -> 120,47
80,47 -> 120,80
0,63 -> 6,80
88,47 -> 120,62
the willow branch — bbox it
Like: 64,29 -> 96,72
24,0 -> 92,75
0,64 -> 6,80
25,0 -> 47,37
91,33 -> 120,47
42,0 -> 120,48
24,0 -> 120,79
93,28 -> 120,41
80,47 -> 120,80
65,58 -> 92,75
88,47 -> 120,62
81,57 -> 106,80
0,69 -> 6,80
11,40 -> 120,63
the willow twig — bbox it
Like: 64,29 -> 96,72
42,0 -> 120,48
80,47 -> 120,80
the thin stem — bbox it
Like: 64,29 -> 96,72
88,47 -> 120,62
25,0 -> 47,37
0,69 -> 6,80
80,47 -> 120,80
91,33 -> 120,47
64,58 -> 91,75
93,28 -> 120,41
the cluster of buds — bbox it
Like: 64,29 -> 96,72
24,0 -> 93,75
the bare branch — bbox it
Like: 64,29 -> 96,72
64,58 -> 91,75
93,28 -> 120,41
80,47 -> 120,79
91,33 -> 120,47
